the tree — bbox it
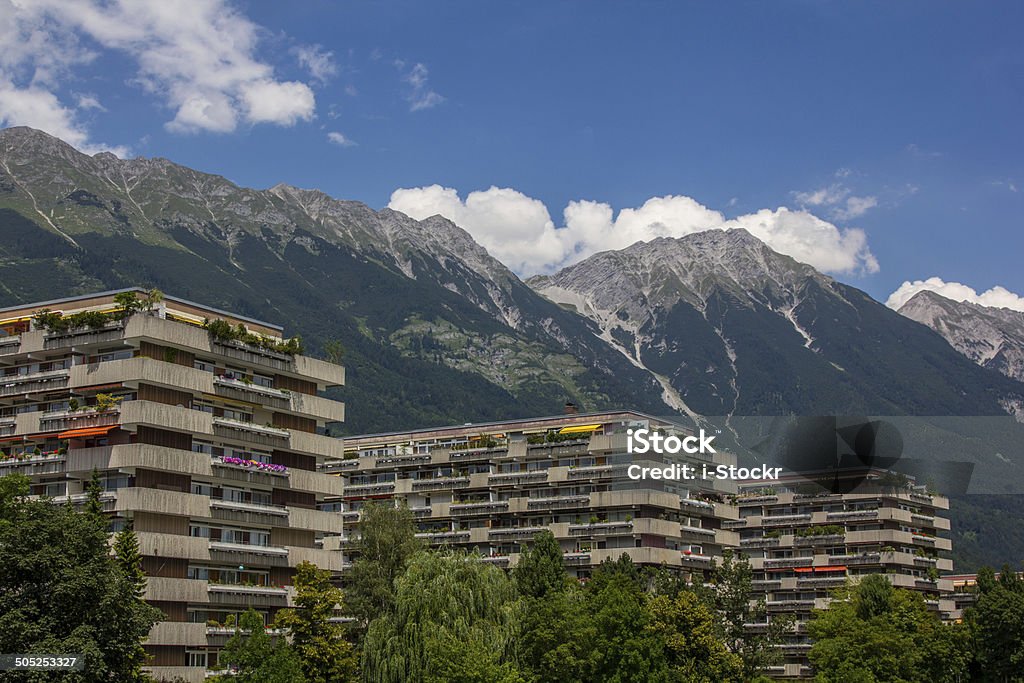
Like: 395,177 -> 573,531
85,468 -> 105,520
346,502 -> 422,628
517,584 -> 593,683
647,591 -> 743,682
360,551 -> 520,683
808,574 -> 969,682
0,473 -> 162,682
712,550 -> 790,679
323,339 -> 346,365
968,564 -> 1024,681
274,561 -> 358,683
112,523 -> 145,596
217,608 -> 305,683
583,555 -> 668,682
514,530 -> 566,598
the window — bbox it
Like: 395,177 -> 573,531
194,359 -> 215,373
190,525 -> 211,538
253,374 -> 274,388
223,487 -> 246,503
186,651 -> 207,667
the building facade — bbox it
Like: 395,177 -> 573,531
326,411 -> 740,578
732,472 -> 955,679
0,290 -> 346,682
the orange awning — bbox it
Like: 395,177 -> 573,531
793,567 -> 814,573
815,566 -> 848,573
58,426 -> 116,439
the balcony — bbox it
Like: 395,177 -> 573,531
411,476 -> 470,491
480,555 -> 511,567
450,501 -> 509,516
568,521 -> 634,537
210,498 -> 289,525
567,464 -> 627,479
680,524 -> 715,538
834,552 -> 882,566
0,368 -> 70,397
0,453 -> 65,476
564,552 -> 591,566
527,495 -> 590,511
488,471 -> 548,486
209,541 -> 290,567
763,557 -> 814,569
795,533 -> 846,546
0,336 -> 20,355
212,455 -> 288,478
324,458 -> 360,472
723,519 -> 748,529
344,482 -> 396,497
827,510 -> 879,521
375,453 -> 432,466
212,338 -> 294,372
39,408 -> 120,433
741,537 -> 781,548
680,498 -> 715,512
213,375 -> 290,408
207,583 -> 289,607
415,530 -> 471,543
761,514 -> 812,527
489,527 -> 548,541
449,447 -> 505,461
212,417 -> 290,447
43,323 -> 126,350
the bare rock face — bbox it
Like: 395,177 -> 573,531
898,289 -> 1024,383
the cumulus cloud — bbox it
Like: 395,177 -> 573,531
388,185 -> 880,276
326,131 -> 356,147
0,0 -> 319,152
886,278 -> 1024,312
793,182 -> 878,222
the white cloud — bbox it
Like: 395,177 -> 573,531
293,44 -> 337,84
74,92 -> 105,111
886,278 -> 1024,312
239,79 -> 315,127
793,182 -> 877,222
400,62 -> 444,111
0,0 -> 319,150
327,131 -> 356,147
388,185 -> 880,276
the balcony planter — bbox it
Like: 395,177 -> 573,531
216,456 -> 288,474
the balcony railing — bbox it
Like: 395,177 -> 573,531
39,408 -> 120,432
415,530 -> 471,543
212,417 -> 290,446
43,323 -> 126,349
761,514 -> 812,527
450,501 -> 509,516
375,453 -> 432,466
488,471 -> 548,485
567,465 -> 628,479
0,369 -> 70,397
527,495 -> 590,510
344,483 -> 396,496
489,527 -> 548,541
827,510 -> 879,521
411,477 -> 470,491
568,521 -> 633,536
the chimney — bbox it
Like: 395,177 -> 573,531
564,401 -> 579,415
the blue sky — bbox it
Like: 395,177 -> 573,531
1,1 -> 1022,309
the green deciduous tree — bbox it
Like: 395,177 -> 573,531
647,590 -> 744,682
346,502 -> 422,629
713,550 -> 791,679
217,608 -> 305,683
360,551 -> 520,683
808,574 -> 969,683
968,564 -> 1024,681
274,561 -> 358,683
513,530 -> 566,598
0,473 -> 162,683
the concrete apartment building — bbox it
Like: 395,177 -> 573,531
324,411 -> 740,578
0,289 -> 346,682
731,472 -> 955,679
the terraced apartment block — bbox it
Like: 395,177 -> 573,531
0,289 -> 346,683
324,411 -> 740,577
731,472 -> 955,680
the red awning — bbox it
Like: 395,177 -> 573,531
815,566 -> 848,573
58,426 -> 116,439
793,567 -> 814,573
